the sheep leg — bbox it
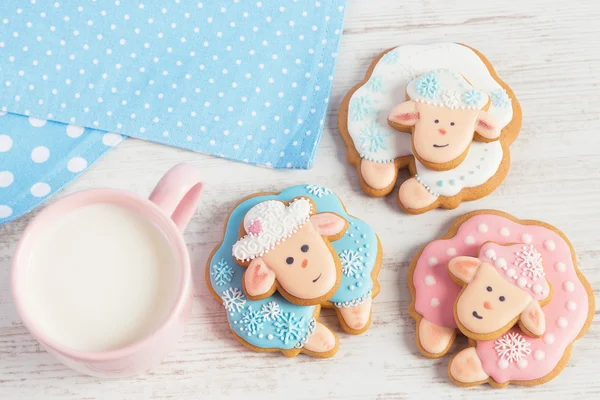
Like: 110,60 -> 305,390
418,318 -> 456,357
398,177 -> 438,211
338,295 -> 372,332
449,347 -> 489,385
360,159 -> 396,190
303,322 -> 337,354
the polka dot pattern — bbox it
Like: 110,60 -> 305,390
0,112 -> 124,225
0,1 -> 346,169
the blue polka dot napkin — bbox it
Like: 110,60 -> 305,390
0,113 -> 123,225
0,0 -> 347,169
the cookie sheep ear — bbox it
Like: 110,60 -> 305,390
520,300 -> 546,337
448,256 -> 481,284
243,258 -> 276,297
388,101 -> 420,126
310,213 -> 347,238
475,110 -> 500,140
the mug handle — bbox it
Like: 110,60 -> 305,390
148,164 -> 203,232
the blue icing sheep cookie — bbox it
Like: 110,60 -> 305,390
206,185 -> 382,358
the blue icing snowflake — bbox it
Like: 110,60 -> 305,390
490,88 -> 510,108
381,50 -> 399,64
238,306 -> 264,337
274,312 -> 307,345
339,249 -> 364,277
305,184 -> 331,198
367,76 -> 383,92
211,258 -> 234,286
221,287 -> 246,313
359,121 -> 390,153
415,72 -> 440,99
463,89 -> 482,106
349,96 -> 374,121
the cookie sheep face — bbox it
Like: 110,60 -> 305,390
388,101 -> 498,165
449,257 -> 546,339
260,221 -> 340,300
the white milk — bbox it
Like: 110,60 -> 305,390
21,203 -> 179,352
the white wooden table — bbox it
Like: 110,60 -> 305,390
1,1 -> 599,398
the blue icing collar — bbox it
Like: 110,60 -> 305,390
207,184 -> 379,350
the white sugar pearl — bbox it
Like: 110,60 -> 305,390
446,248 -> 457,257
517,359 -> 528,369
555,262 -> 566,273
544,240 -> 556,251
464,235 -> 475,245
424,275 -> 436,286
563,281 -> 574,293
521,233 -> 532,244
495,258 -> 507,268
517,277 -> 528,288
532,284 -> 543,294
478,223 -> 488,233
485,249 -> 496,259
557,317 -> 568,328
506,268 -> 516,278
566,301 -> 577,311
533,350 -> 545,361
427,257 -> 438,267
499,227 -> 510,237
497,359 -> 508,369
543,333 -> 555,344
430,298 -> 440,308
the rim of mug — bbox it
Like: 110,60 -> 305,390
11,188 -> 192,362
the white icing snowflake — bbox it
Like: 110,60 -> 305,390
221,287 -> 246,313
495,332 -> 531,363
339,249 -> 364,277
211,258 -> 234,286
516,245 -> 545,280
260,301 -> 283,321
238,306 -> 264,336
305,184 -> 332,198
441,90 -> 461,109
274,312 -> 306,345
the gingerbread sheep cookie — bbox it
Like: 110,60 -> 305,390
407,210 -> 594,387
206,185 -> 383,358
338,43 -> 522,214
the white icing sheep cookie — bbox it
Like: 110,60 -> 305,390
338,43 -> 522,214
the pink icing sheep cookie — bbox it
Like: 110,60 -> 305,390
408,210 -> 594,387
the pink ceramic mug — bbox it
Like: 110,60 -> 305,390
11,163 -> 203,377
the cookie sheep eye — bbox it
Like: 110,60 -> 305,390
450,122 -> 455,126
286,257 -> 294,265
499,296 -> 505,302
301,244 -> 309,253
434,119 -> 439,124
486,286 -> 492,292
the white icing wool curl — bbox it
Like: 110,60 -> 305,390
232,198 -> 312,261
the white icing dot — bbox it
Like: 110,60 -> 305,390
464,235 -> 475,245
28,117 -> 47,127
102,133 -> 123,146
424,275 -> 436,286
499,227 -> 510,237
521,233 -> 532,244
517,359 -> 528,369
267,334 -> 273,340
557,317 -> 568,328
543,333 -> 555,344
30,182 -> 51,197
0,135 -> 13,152
67,157 -> 88,172
506,268 -> 516,278
31,146 -> 50,163
497,359 -> 508,369
0,171 -> 14,188
544,240 -> 556,251
478,223 -> 488,233
566,301 -> 577,311
555,262 -> 566,273
517,277 -> 528,288
533,349 -> 545,361
0,205 -> 12,218
495,258 -> 507,268
66,124 -> 85,138
485,249 -> 496,259
446,248 -> 456,257
532,284 -> 543,294
563,281 -> 574,293
427,257 -> 438,267
430,297 -> 440,308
